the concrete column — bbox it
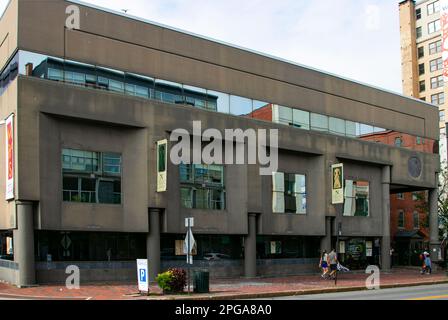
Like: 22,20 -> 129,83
13,201 -> 36,287
428,188 -> 440,261
381,166 -> 391,271
244,213 -> 257,278
147,208 -> 161,282
320,217 -> 332,253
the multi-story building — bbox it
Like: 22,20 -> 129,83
399,0 -> 448,164
0,0 -> 441,287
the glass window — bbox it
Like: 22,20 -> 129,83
273,172 -> 306,214
62,149 -> 121,204
398,211 -> 405,228
428,20 -> 441,34
357,123 -> 374,136
432,92 -> 444,105
251,100 -> 271,120
430,58 -> 443,72
155,79 -> 184,104
183,85 -> 208,110
428,1 -> 440,15
48,68 -> 63,81
230,95 -> 253,116
103,153 -> 121,175
419,80 -> 425,92
274,105 -> 293,126
431,75 -> 444,89
310,113 -> 328,132
440,110 -> 445,121
396,193 -> 404,200
292,109 -> 310,130
413,211 -> 420,229
179,164 -> 225,210
329,117 -> 346,136
344,180 -> 369,217
345,121 -> 357,138
395,137 -> 403,147
418,47 -> 424,58
429,40 -> 442,54
416,27 -> 422,39
419,63 -> 425,75
109,79 -> 124,93
416,8 -> 422,20
207,90 -> 230,114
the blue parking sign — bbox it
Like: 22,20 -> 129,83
136,259 -> 148,292
139,268 -> 146,282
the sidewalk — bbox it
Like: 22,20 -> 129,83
0,268 -> 446,300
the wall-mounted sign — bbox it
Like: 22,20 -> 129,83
156,139 -> 168,192
5,114 -> 14,200
331,163 -> 344,204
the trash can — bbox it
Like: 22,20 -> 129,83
193,269 -> 209,293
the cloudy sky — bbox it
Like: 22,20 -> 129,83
0,0 -> 403,93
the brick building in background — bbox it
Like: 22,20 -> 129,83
361,130 -> 431,265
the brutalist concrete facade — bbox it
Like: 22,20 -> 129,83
0,0 -> 441,286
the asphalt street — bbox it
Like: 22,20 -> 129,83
258,283 -> 448,300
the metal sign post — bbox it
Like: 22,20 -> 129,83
184,217 -> 195,294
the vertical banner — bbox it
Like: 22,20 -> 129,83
156,139 -> 167,192
136,259 -> 148,293
331,163 -> 344,204
442,0 -> 448,80
5,114 -> 14,200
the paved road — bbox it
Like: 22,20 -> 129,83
258,283 -> 448,300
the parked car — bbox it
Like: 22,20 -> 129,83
204,253 -> 231,261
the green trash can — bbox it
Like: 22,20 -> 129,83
193,269 -> 209,293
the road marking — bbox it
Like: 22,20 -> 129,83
408,294 -> 448,300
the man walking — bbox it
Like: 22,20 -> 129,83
328,248 -> 338,279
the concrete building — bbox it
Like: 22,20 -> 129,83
0,0 -> 442,286
399,0 -> 448,164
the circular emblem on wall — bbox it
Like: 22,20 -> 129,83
408,156 -> 422,178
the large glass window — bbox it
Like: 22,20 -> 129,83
272,172 -> 306,214
432,92 -> 444,105
230,95 -> 253,116
428,1 -> 440,15
431,75 -> 444,89
62,149 -> 122,204
429,40 -> 442,54
428,19 -> 441,34
179,164 -> 225,210
343,180 -> 369,217
206,90 -> 230,114
310,113 -> 328,132
430,58 -> 443,72
329,117 -> 346,136
292,109 -> 310,130
398,210 -> 405,229
413,211 -> 420,229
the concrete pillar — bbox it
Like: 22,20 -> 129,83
381,166 -> 391,271
147,208 -> 161,282
428,188 -> 441,261
13,201 -> 36,287
320,217 -> 332,253
244,213 -> 257,278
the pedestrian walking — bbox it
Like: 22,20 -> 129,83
319,250 -> 329,278
328,248 -> 338,279
424,252 -> 432,274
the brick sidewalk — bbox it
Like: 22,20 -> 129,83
0,269 -> 446,300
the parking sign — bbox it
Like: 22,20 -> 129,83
136,259 -> 148,292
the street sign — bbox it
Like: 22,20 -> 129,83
184,228 -> 196,264
185,217 -> 194,227
136,259 -> 148,293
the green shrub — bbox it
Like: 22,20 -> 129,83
156,271 -> 173,293
156,268 -> 186,294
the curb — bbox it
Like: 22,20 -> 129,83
143,279 -> 448,300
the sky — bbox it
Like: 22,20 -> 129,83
0,0 -> 403,93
